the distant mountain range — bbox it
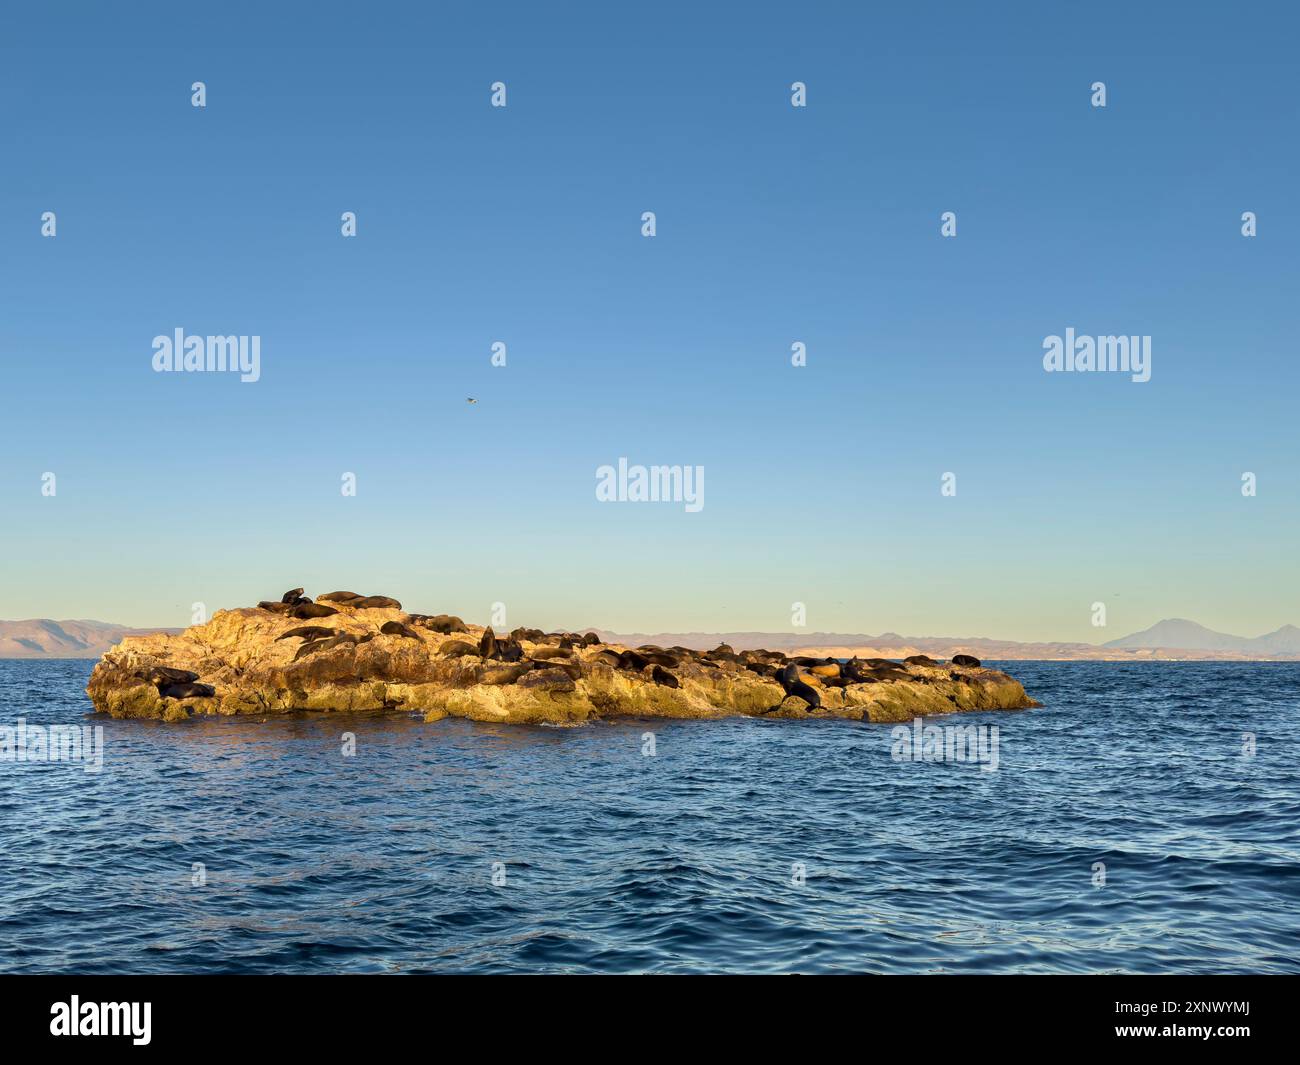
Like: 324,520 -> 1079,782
1,616 -> 1297,660
594,619 -> 1300,661
0,619 -> 181,659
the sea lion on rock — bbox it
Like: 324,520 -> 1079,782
517,667 -> 577,693
438,640 -> 479,658
423,614 -> 470,634
580,632 -> 601,647
809,663 -> 841,678
770,664 -> 820,713
495,637 -> 524,663
291,602 -> 339,620
317,591 -> 363,603
952,654 -> 982,668
141,665 -> 200,686
380,621 -> 422,641
618,649 -> 652,671
510,627 -> 545,642
276,626 -> 337,642
159,681 -> 215,700
293,638 -> 341,661
650,665 -> 680,689
258,600 -> 295,614
280,588 -> 305,604
479,627 -> 499,660
480,663 -> 533,686
350,596 -> 402,610
530,646 -> 572,661
904,655 -> 940,667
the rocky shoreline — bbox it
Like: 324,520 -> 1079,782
85,589 -> 1039,725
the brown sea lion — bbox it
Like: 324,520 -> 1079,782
438,640 -> 479,657
496,637 -> 524,663
280,587 -> 305,604
293,638 -> 340,661
140,665 -> 200,686
769,664 -> 820,713
424,614 -> 470,634
480,663 -> 533,686
530,646 -> 572,661
952,654 -> 982,668
350,596 -> 402,610
291,602 -> 339,620
510,627 -> 545,642
258,600 -> 294,614
276,626 -> 337,642
479,627 -> 499,660
903,655 -> 940,667
809,663 -> 841,678
159,681 -> 215,699
580,632 -> 601,647
317,591 -> 363,603
380,621 -> 422,641
650,665 -> 679,688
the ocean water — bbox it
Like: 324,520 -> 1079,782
0,659 -> 1296,974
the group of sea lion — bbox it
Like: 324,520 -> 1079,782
135,664 -> 216,701
156,586 -> 986,710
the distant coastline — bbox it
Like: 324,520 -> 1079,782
2,616 -> 1296,661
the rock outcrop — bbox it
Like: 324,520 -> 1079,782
86,590 -> 1039,725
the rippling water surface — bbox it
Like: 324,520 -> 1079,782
0,660 -> 1296,973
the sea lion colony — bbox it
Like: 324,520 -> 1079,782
86,588 -> 1037,724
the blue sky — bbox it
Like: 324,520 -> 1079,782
1,1 -> 1297,640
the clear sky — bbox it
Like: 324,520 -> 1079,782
1,1 -> 1296,640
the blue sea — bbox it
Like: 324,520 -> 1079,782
0,660 -> 1296,974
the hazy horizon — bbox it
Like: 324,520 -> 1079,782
2,2 -> 1297,641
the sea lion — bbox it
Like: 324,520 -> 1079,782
903,655 -> 939,667
951,654 -> 982,668
380,621 -> 422,641
438,640 -> 479,657
617,649 -> 651,671
317,591 -> 363,603
771,664 -> 821,712
480,663 -> 533,686
290,602 -> 339,620
510,627 -> 545,642
293,638 -> 340,661
517,667 -> 577,693
842,658 -> 873,683
141,665 -> 200,686
280,588 -> 305,604
650,665 -> 679,689
350,596 -> 402,610
580,632 -> 601,647
496,637 -> 524,663
710,643 -> 735,656
159,681 -> 215,699
479,627 -> 499,660
424,614 -> 470,634
809,663 -> 841,678
532,658 -> 583,680
276,626 -> 337,642
744,661 -> 779,678
258,600 -> 295,614
530,646 -> 573,661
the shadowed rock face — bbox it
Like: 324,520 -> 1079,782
86,594 -> 1039,725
